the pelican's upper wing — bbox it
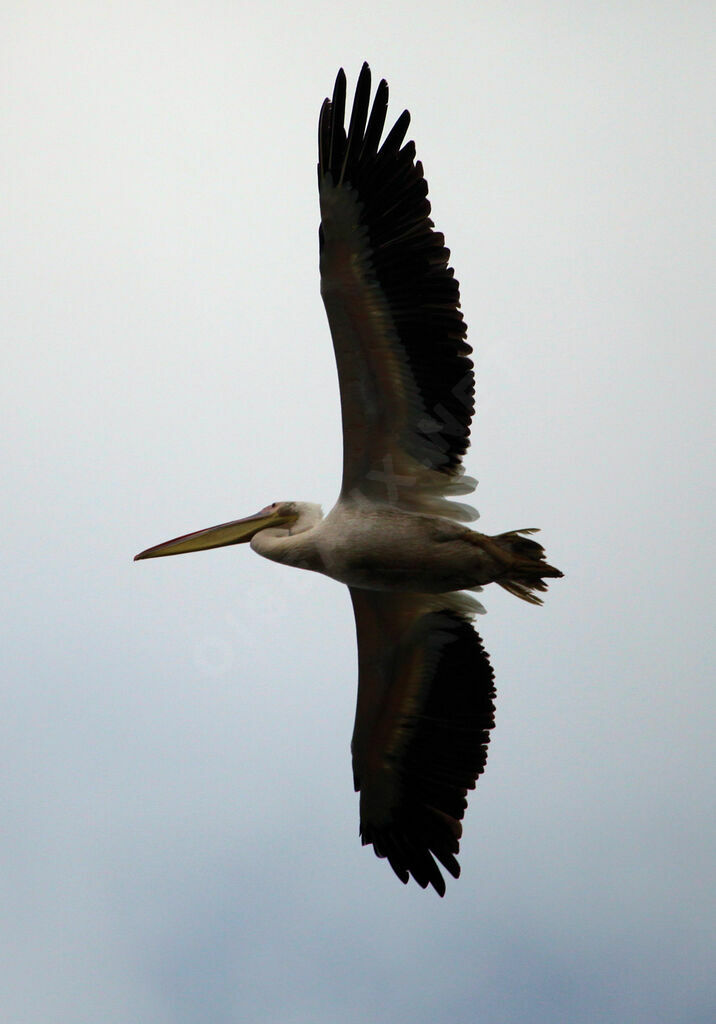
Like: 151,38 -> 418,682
349,588 -> 495,895
318,65 -> 476,521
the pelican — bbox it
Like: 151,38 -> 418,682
135,64 -> 562,896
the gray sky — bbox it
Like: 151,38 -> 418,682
2,2 -> 714,1022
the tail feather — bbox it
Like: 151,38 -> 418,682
489,529 -> 563,606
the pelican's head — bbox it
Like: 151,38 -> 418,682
134,501 -> 306,561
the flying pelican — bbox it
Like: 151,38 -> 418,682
135,64 -> 562,896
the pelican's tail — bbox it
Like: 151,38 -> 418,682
489,529 -> 563,606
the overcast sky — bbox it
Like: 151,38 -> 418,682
2,2 -> 714,1022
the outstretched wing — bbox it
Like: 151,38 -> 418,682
349,588 -> 495,895
318,64 -> 476,522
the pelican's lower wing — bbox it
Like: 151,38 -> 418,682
349,588 -> 495,896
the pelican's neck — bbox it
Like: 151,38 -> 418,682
250,503 -> 324,572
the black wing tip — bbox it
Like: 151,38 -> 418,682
379,107 -> 411,157
320,64 -> 405,182
336,62 -> 370,85
363,801 -> 469,896
365,828 -> 453,896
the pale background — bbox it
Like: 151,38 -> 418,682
2,2 -> 714,1022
